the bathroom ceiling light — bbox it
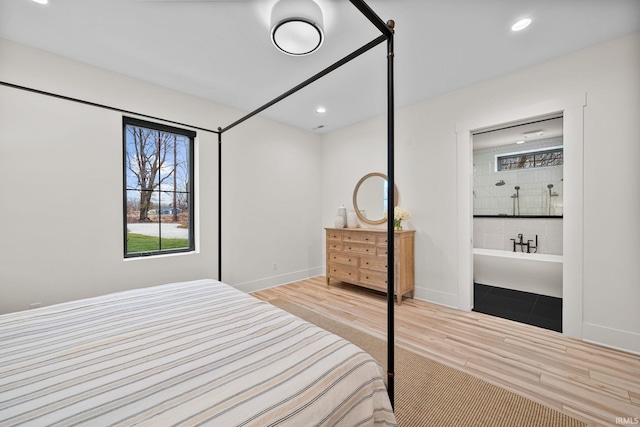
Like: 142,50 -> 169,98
271,0 -> 324,56
516,140 -> 525,144
511,18 -> 532,31
31,0 -> 49,4
316,106 -> 326,114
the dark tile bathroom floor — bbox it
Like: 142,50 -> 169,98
473,283 -> 562,332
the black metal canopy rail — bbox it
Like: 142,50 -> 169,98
216,0 -> 397,407
0,0 -> 398,408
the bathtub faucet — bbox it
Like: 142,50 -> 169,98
510,234 -> 538,253
510,234 -> 524,252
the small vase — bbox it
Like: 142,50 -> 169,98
335,215 -> 345,229
347,210 -> 358,228
337,204 -> 347,228
394,219 -> 402,231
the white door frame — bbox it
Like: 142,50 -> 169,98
455,94 -> 586,339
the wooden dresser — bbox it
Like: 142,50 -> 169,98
325,228 -> 415,304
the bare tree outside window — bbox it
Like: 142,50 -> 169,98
497,148 -> 563,171
123,117 -> 195,257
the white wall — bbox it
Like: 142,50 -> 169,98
321,32 -> 640,354
473,218 -> 563,256
0,39 -> 321,312
222,121 -> 322,293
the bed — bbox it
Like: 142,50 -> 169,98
0,279 -> 396,426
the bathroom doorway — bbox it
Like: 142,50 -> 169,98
471,116 -> 564,331
455,94 -> 586,339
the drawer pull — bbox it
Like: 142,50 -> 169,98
365,276 -> 369,279
365,249 -> 369,252
365,237 -> 369,241
348,259 -> 352,262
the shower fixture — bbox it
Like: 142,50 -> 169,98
512,186 -> 520,216
495,180 -> 505,186
547,184 -> 558,215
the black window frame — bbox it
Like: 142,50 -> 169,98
123,116 -> 196,258
496,147 -> 564,171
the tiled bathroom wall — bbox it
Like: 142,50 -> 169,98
473,217 -> 563,255
473,137 -> 564,216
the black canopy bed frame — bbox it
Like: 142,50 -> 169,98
1,0 -> 398,408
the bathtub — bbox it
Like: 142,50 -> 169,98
473,248 -> 563,298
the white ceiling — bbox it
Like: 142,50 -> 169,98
1,0 -> 639,133
473,116 -> 564,151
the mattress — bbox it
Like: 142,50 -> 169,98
0,279 -> 396,426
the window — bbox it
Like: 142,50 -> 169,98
123,117 -> 195,257
496,146 -> 563,171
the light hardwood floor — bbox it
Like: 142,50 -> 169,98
252,276 -> 640,427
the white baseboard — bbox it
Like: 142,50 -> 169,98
234,268 -> 323,294
413,287 -> 458,309
582,322 -> 640,355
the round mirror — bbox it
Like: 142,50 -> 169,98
352,172 -> 398,225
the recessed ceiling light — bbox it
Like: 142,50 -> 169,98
516,140 -> 525,144
32,0 -> 49,4
511,18 -> 532,31
316,106 -> 326,114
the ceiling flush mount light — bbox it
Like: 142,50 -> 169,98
271,0 -> 324,56
511,18 -> 532,31
31,0 -> 49,4
316,106 -> 326,114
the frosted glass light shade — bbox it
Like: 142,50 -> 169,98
271,0 -> 324,56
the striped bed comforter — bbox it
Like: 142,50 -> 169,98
0,279 -> 396,426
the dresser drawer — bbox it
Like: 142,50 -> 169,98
359,270 -> 388,291
343,232 -> 376,244
327,241 -> 343,251
360,256 -> 387,273
344,242 -> 375,256
328,251 -> 357,267
327,230 -> 343,241
376,235 -> 389,246
327,264 -> 358,283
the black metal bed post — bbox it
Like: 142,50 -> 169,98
218,128 -> 223,282
386,19 -> 396,409
348,0 -> 396,408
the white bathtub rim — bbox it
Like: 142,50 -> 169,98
473,247 -> 563,263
